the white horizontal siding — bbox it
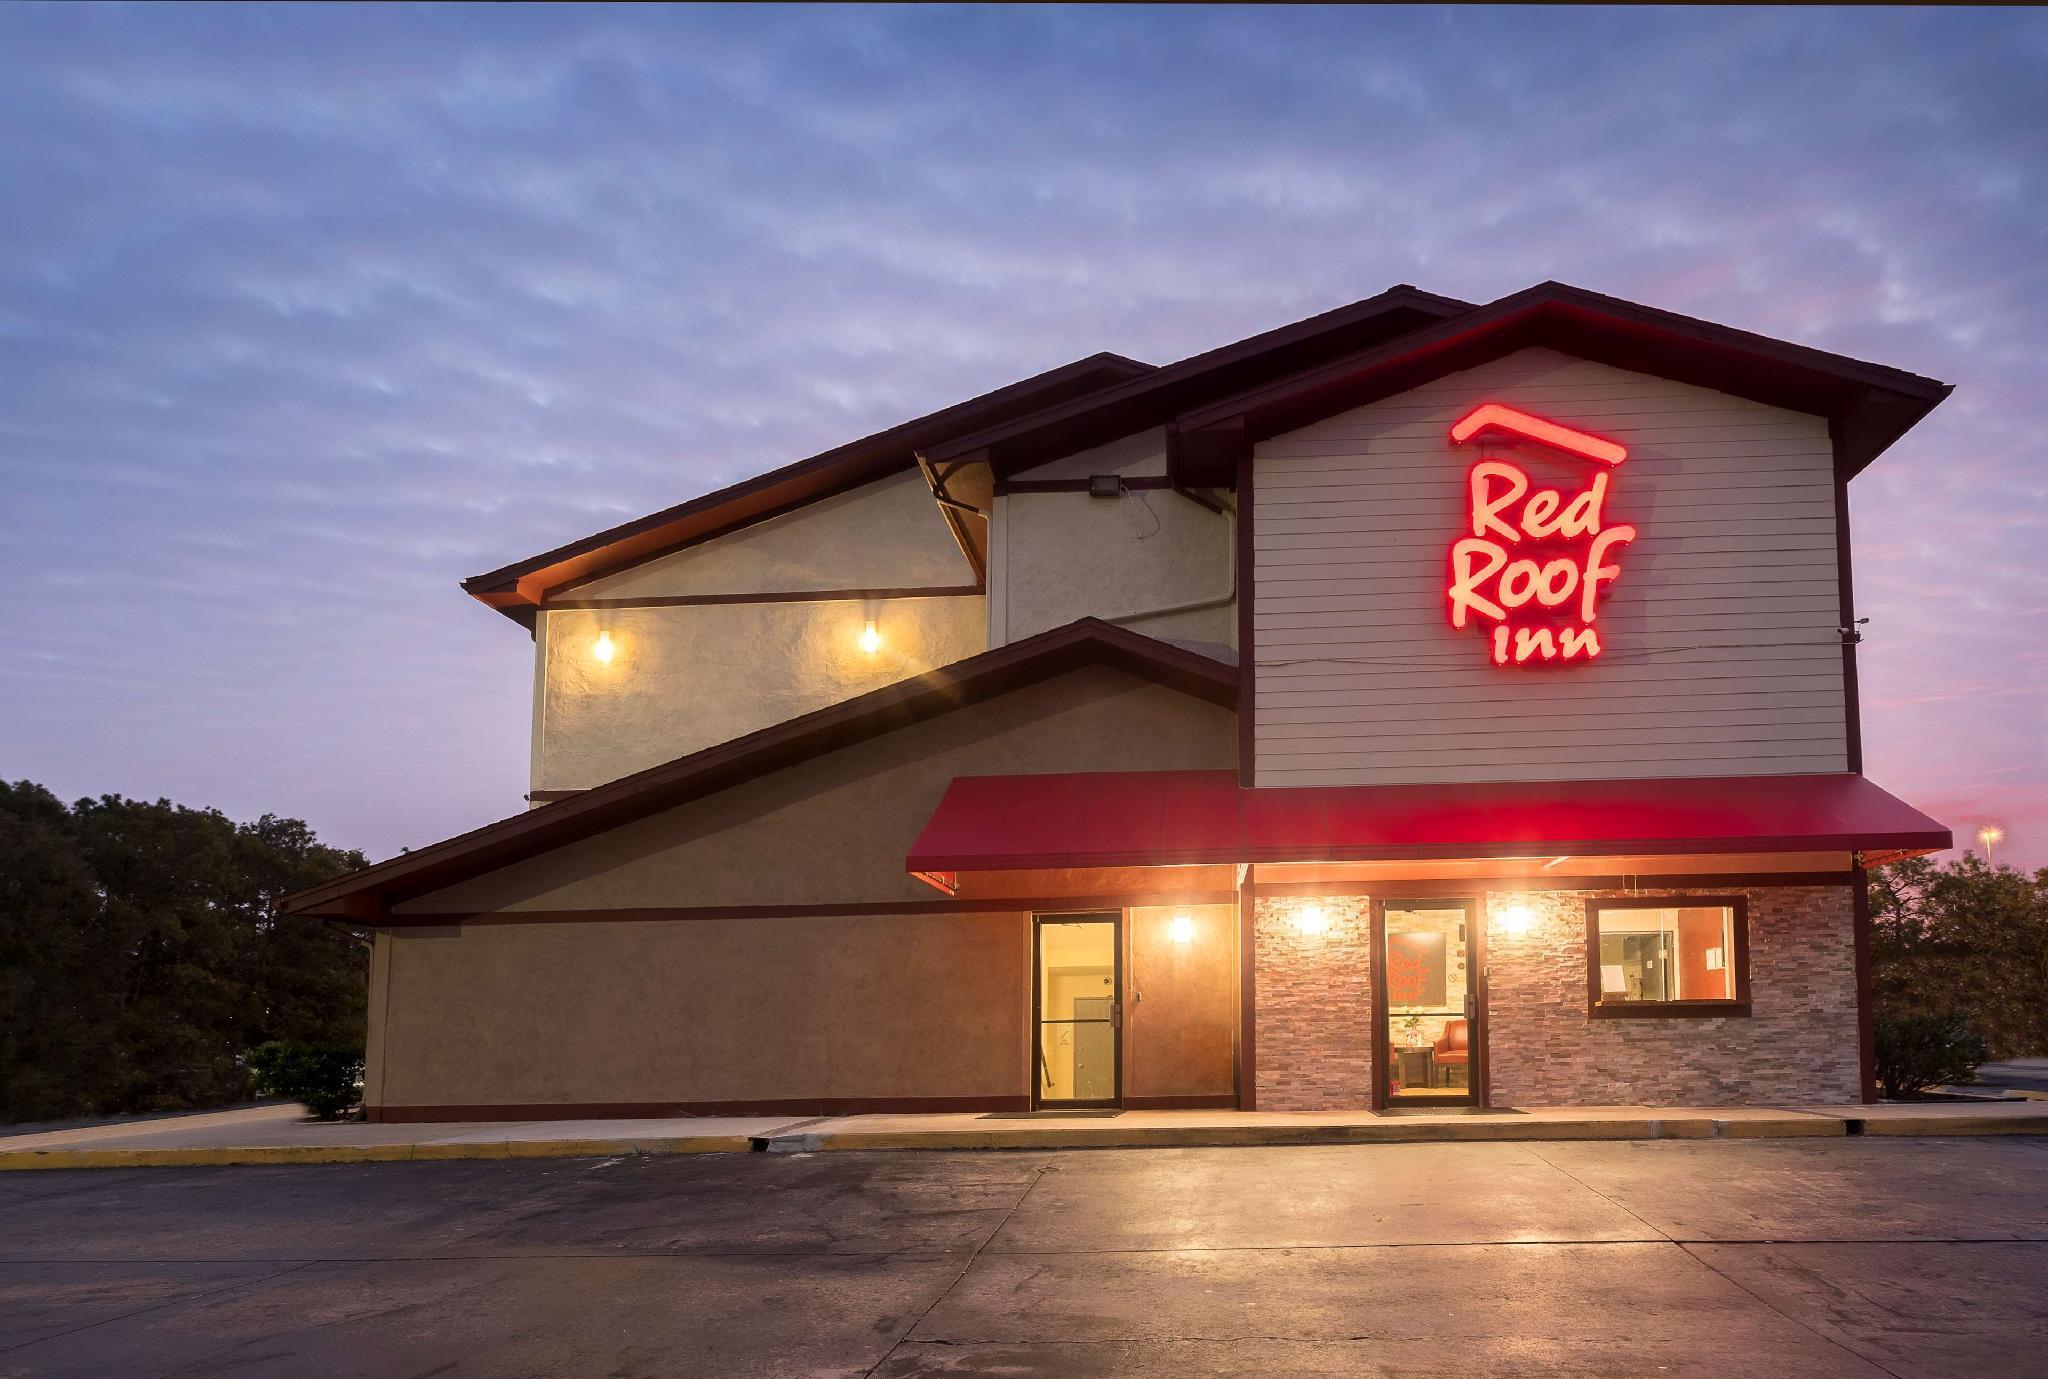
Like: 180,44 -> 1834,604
1250,348 -> 1848,788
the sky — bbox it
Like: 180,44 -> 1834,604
1,4 -> 2043,871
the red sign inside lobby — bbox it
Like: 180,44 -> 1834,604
1445,403 -> 1636,667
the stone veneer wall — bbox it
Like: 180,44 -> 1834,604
1248,885 -> 1860,1111
1485,886 -> 1861,1106
1253,895 -> 1374,1110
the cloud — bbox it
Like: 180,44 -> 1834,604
0,5 -> 2043,866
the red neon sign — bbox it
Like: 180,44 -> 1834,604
1446,405 -> 1634,667
1449,403 -> 1628,466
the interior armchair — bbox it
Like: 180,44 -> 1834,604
1433,1018 -> 1470,1087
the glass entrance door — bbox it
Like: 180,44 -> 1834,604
1034,913 -> 1120,1107
1378,899 -> 1480,1106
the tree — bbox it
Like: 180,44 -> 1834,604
1869,852 -> 2048,1061
0,781 -> 368,1123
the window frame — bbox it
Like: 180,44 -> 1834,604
1584,895 -> 1751,1019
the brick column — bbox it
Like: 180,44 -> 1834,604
1252,896 -> 1374,1110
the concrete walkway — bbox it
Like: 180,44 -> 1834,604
0,1103 -> 801,1169
6,1098 -> 2048,1170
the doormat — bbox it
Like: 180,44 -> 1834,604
1376,1106 -> 1526,1117
981,1110 -> 1124,1120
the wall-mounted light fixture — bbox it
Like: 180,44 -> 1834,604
858,620 -> 882,655
1169,914 -> 1194,944
1497,902 -> 1534,937
1295,904 -> 1329,936
593,630 -> 616,664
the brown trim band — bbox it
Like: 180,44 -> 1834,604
1122,1094 -> 1238,1110
1832,458 -> 1865,774
1589,1000 -> 1754,1021
367,1095 -> 1030,1124
1237,880 -> 1257,1112
1852,862 -> 1878,1103
1235,447 -> 1256,787
1248,872 -> 1857,898
543,585 -> 983,611
386,892 -> 1239,927
994,476 -> 1177,495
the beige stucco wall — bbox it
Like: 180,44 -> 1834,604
568,469 -> 971,599
408,665 -> 1236,915
377,913 -> 1027,1109
1124,903 -> 1237,1100
530,467 -> 988,792
376,664 -> 1236,1110
991,429 -> 1236,663
537,596 -> 985,791
1011,427 -> 1172,481
1252,347 -> 1848,787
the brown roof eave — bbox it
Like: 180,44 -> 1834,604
461,351 -> 1154,619
918,285 -> 1473,476
280,618 -> 1238,920
1166,282 -> 1951,487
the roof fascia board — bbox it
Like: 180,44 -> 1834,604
463,352 -> 1153,618
1168,283 -> 1950,485
920,286 -> 1473,473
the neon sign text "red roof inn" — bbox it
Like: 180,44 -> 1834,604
1445,404 -> 1636,667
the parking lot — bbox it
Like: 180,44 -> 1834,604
3,1136 -> 2046,1377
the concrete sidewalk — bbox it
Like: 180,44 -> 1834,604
7,1098 -> 2048,1170
0,1103 -> 805,1169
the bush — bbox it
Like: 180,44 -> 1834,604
1873,1012 -> 1988,1100
248,1041 -> 364,1120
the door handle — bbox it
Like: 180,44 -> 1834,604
1464,994 -> 1477,1020
1112,1003 -> 1123,1029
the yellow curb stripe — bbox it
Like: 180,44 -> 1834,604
0,1137 -> 750,1171
1854,1116 -> 2048,1136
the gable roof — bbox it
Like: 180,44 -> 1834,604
1167,280 -> 1952,487
919,284 -> 1470,474
463,351 -> 1153,625
460,280 -> 1949,624
282,618 -> 1238,920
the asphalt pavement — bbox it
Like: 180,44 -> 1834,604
3,1136 -> 2046,1376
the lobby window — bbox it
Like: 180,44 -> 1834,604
1585,897 -> 1750,1019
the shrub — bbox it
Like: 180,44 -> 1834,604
1872,1012 -> 1988,1100
248,1041 -> 364,1120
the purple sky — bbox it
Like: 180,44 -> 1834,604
1,6 -> 2042,870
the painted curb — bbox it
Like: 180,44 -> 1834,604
760,1115 -> 1851,1153
0,1137 -> 750,1171
1853,1115 -> 2048,1137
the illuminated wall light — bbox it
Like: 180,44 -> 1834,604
1169,914 -> 1194,944
1497,903 -> 1534,937
592,630 -> 616,664
858,620 -> 882,655
1295,904 -> 1329,936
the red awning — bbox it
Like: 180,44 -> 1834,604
905,770 -> 1952,872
